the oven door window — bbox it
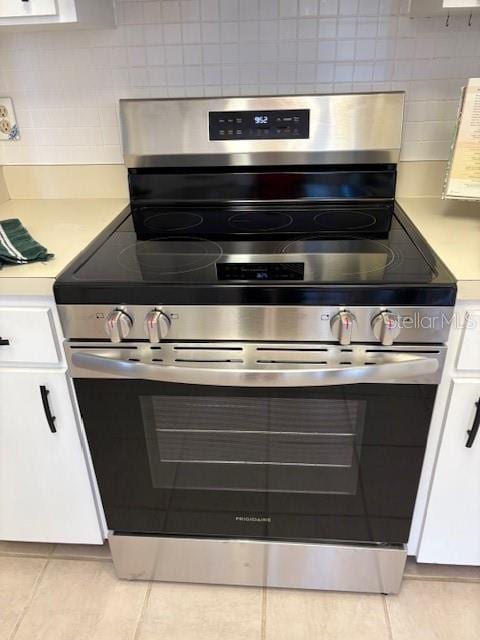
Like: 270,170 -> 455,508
141,395 -> 365,495
75,380 -> 436,545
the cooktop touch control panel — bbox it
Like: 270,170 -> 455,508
209,109 -> 310,141
216,262 -> 305,281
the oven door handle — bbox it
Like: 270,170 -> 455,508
71,351 -> 439,387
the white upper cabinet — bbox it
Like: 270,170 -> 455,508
409,0 -> 480,15
443,1 -> 480,7
0,0 -> 114,28
0,0 -> 58,18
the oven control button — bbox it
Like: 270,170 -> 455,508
371,311 -> 401,346
330,310 -> 356,345
105,309 -> 133,343
144,309 -> 171,343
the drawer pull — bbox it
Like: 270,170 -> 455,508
39,385 -> 57,434
466,398 -> 480,448
0,337 -> 10,346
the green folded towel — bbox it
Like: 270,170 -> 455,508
0,218 -> 53,268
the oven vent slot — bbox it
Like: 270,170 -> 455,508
174,346 -> 244,351
257,359 -> 328,365
255,346 -> 330,365
365,349 -> 440,354
70,345 -> 138,350
174,358 -> 244,364
256,347 -> 328,352
168,344 -> 245,364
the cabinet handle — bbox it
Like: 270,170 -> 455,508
466,398 -> 480,448
39,386 -> 57,433
0,337 -> 10,346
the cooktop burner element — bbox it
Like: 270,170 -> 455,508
279,235 -> 397,277
313,211 -> 377,231
118,237 -> 223,275
143,212 -> 204,232
228,212 -> 293,232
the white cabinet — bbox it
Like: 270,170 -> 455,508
0,294 -> 104,545
0,0 -> 114,28
0,306 -> 60,366
0,0 -> 58,18
415,302 -> 480,565
409,0 -> 480,15
444,1 -> 480,7
0,369 -> 103,543
418,379 -> 480,564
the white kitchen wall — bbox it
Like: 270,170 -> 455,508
0,0 -> 479,165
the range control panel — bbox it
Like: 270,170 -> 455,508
209,109 -> 310,141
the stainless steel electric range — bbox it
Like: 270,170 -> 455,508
54,93 -> 456,594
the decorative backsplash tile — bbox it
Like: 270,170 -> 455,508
0,0 -> 479,164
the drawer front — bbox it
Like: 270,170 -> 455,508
0,0 -> 58,18
0,306 -> 60,365
457,311 -> 480,372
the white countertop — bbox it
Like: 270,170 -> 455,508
397,196 -> 480,301
0,198 -> 128,295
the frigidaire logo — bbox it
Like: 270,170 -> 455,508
235,516 -> 272,523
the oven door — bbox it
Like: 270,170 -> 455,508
71,346 -> 440,545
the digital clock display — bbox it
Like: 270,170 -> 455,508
209,109 -> 310,140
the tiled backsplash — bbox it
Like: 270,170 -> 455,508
0,0 -> 479,165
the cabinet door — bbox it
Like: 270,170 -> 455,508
418,379 -> 480,564
444,2 -> 480,8
0,370 -> 103,543
0,0 -> 57,17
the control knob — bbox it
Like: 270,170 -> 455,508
330,310 -> 356,345
105,308 -> 133,343
371,311 -> 401,346
144,308 -> 171,343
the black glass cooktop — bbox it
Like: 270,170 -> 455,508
55,206 -> 456,306
73,214 -> 434,284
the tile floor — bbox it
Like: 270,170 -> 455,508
1,542 -> 479,640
